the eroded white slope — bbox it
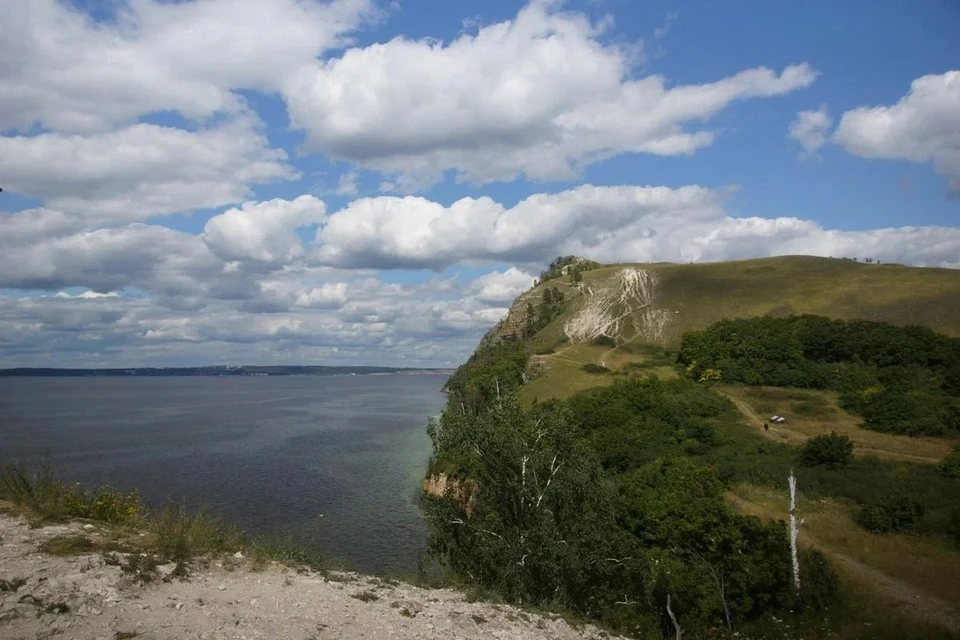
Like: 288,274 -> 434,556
563,269 -> 670,344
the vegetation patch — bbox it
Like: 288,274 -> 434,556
855,494 -> 926,534
800,432 -> 854,469
678,315 -> 960,437
580,363 -> 610,374
350,590 -> 379,603
0,461 -> 329,578
940,445 -> 960,479
39,534 -> 103,556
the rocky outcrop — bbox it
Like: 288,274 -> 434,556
422,473 -> 477,518
0,512 -> 621,640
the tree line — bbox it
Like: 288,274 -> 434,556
677,315 -> 960,436
431,373 -> 838,637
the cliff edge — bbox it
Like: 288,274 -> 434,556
0,510 -> 619,640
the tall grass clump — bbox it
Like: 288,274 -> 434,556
0,461 -> 140,525
1,461 -> 326,572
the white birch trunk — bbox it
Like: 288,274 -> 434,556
789,469 -> 801,599
666,593 -> 682,640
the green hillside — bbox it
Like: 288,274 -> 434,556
480,255 -> 960,403
429,254 -> 960,638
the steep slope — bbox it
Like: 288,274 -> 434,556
477,255 -> 960,402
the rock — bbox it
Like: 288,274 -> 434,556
157,563 -> 178,580
217,584 -> 227,591
233,551 -> 244,559
82,524 -> 95,531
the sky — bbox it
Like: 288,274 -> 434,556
1,0 -> 958,369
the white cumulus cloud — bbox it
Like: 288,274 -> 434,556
283,1 -> 816,187
203,195 -> 327,265
0,116 -> 295,223
833,70 -> 960,195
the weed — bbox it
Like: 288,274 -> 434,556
104,552 -> 161,584
0,577 -> 27,592
471,614 -> 487,624
249,534 -> 326,572
0,462 -> 140,525
350,590 -> 379,602
39,534 -> 100,556
147,503 -> 245,562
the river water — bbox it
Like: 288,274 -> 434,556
0,374 -> 448,576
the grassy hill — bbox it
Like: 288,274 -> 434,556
435,254 -> 960,638
481,255 -> 960,404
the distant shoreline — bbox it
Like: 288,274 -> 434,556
0,366 -> 456,378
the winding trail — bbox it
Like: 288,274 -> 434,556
725,493 -> 960,634
717,390 -> 941,464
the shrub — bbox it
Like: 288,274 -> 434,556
946,507 -> 960,547
855,494 -> 925,533
591,335 -> 617,347
798,548 -> 839,610
581,363 -> 611,374
939,445 -> 960,480
800,432 -> 854,469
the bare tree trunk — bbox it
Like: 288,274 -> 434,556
666,593 -> 682,640
789,469 -> 802,600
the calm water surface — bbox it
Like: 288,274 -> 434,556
0,375 -> 448,575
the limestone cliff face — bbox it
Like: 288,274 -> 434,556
478,291 -> 538,347
422,473 -> 477,518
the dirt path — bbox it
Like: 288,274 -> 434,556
725,493 -> 960,634
717,390 -> 941,464
0,512 -> 620,640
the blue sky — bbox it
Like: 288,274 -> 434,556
0,0 -> 958,367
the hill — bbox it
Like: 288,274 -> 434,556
428,254 -> 960,638
478,255 -> 960,402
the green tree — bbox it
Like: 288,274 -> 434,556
800,432 -> 855,469
423,397 -> 642,614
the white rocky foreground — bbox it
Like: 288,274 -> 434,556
0,512 -> 620,640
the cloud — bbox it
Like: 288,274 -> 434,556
0,223 -> 229,303
468,268 -> 537,305
313,185 -> 960,270
3,185 -> 960,368
283,1 -> 816,187
788,105 -> 832,159
0,116 -> 295,224
0,0 -> 374,133
833,70 -> 960,195
203,195 -> 327,265
313,185 -> 729,269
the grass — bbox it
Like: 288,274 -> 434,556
39,534 -> 104,556
722,385 -> 958,463
0,461 -> 327,576
507,255 -> 960,407
731,482 -> 960,609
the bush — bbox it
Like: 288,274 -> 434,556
581,363 -> 611,374
855,494 -> 925,533
591,335 -> 617,347
798,548 -> 839,610
800,432 -> 854,469
939,445 -> 960,479
946,508 -> 960,547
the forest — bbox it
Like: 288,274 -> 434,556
677,315 -> 960,436
427,314 -> 960,637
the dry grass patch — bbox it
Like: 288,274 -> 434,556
721,385 -> 957,463
729,483 -> 960,609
